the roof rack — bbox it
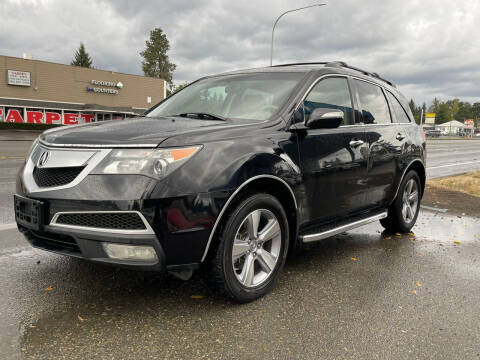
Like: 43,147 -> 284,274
272,61 -> 396,88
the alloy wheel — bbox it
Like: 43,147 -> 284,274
402,179 -> 419,224
231,209 -> 282,288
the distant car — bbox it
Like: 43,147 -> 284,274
425,129 -> 441,137
14,61 -> 426,302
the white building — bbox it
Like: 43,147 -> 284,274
437,120 -> 466,136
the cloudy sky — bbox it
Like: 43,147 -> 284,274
1,0 -> 479,105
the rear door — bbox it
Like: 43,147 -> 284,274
353,79 -> 405,208
295,76 -> 370,226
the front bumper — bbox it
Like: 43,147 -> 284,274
14,186 -> 229,270
18,221 -> 166,271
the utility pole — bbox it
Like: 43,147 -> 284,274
270,3 -> 326,66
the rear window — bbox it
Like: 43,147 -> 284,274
355,80 -> 391,125
386,91 -> 411,123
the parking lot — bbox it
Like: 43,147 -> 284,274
1,137 -> 480,359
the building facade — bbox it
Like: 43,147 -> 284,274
0,55 -> 166,125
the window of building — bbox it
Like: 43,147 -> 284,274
354,80 -> 391,125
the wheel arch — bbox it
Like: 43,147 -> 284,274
393,159 -> 426,201
201,175 -> 298,262
407,160 -> 426,197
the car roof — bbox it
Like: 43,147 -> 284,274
203,61 -> 397,92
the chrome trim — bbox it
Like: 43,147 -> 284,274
349,139 -> 364,147
23,144 -> 111,194
339,123 -> 414,129
39,139 -> 158,148
320,110 -> 344,119
300,212 -> 388,243
36,148 -> 95,168
200,174 -> 298,262
49,211 -> 155,235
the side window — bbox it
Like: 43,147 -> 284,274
303,77 -> 353,125
354,80 -> 391,125
386,91 -> 411,123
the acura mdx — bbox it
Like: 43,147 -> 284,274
15,62 -> 426,302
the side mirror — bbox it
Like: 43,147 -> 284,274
306,108 -> 344,129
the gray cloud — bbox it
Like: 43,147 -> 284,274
1,0 -> 479,105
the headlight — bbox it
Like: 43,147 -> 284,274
92,146 -> 202,179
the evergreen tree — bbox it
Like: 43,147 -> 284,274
140,28 -> 176,84
408,99 -> 416,115
71,43 -> 93,68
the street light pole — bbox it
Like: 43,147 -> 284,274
270,3 -> 326,66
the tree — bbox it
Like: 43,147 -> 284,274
167,82 -> 189,97
473,102 -> 480,127
140,28 -> 176,84
71,43 -> 93,68
429,97 -> 441,113
408,99 -> 416,115
436,103 -> 451,124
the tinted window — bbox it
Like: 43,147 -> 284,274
355,80 -> 391,124
387,91 -> 411,123
303,77 -> 353,125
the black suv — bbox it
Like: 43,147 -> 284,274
15,62 -> 426,302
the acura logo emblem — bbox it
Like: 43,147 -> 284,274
38,151 -> 50,167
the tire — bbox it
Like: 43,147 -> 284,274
380,170 -> 421,233
208,193 -> 289,303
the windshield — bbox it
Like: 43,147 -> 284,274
146,72 -> 305,121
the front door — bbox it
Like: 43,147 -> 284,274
295,76 -> 370,227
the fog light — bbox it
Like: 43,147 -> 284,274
102,243 -> 158,262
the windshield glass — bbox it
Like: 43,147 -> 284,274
146,72 -> 305,121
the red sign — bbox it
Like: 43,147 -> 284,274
3,110 -> 95,125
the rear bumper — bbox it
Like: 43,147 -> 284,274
18,223 -> 167,271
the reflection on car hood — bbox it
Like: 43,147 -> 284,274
40,117 -> 240,147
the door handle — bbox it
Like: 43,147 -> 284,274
349,139 -> 364,148
396,133 -> 405,141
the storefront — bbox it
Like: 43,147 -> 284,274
0,55 -> 166,125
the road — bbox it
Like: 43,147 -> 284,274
1,137 -> 480,359
426,139 -> 480,179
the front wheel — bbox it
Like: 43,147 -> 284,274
208,193 -> 289,303
380,170 -> 421,233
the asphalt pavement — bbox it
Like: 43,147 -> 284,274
426,139 -> 480,179
1,135 -> 480,359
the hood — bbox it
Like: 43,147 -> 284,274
40,117 -> 239,147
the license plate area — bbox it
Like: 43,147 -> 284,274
14,195 -> 44,231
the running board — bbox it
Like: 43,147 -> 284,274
300,212 -> 388,243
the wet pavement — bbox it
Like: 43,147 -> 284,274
1,209 -> 479,359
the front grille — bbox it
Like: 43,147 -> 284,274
33,166 -> 84,187
55,212 -> 147,230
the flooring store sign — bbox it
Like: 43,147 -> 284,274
86,79 -> 124,94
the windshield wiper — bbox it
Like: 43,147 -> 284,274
172,113 -> 227,121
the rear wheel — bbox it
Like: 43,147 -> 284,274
209,193 -> 289,303
380,170 -> 421,233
